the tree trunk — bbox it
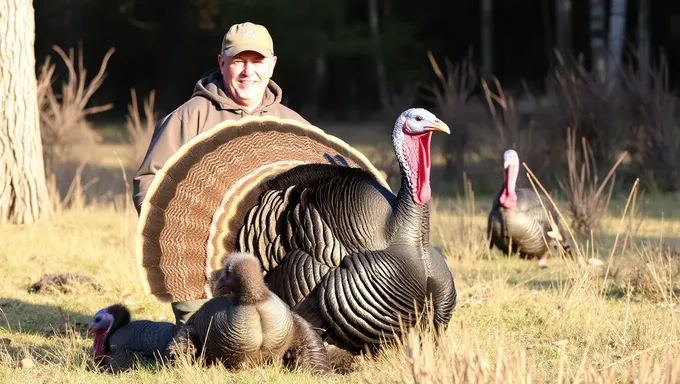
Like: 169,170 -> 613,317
541,0 -> 556,69
480,0 -> 494,79
589,0 -> 607,83
155,3 -> 191,114
63,0 -> 83,49
555,0 -> 572,61
637,0 -> 650,90
368,0 -> 389,111
303,51 -> 327,121
607,0 -> 628,91
0,0 -> 52,224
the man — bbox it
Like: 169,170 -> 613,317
132,22 -> 309,325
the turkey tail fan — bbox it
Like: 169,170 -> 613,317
136,116 -> 390,303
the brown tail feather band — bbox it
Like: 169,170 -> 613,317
204,160 -> 306,298
136,116 -> 389,303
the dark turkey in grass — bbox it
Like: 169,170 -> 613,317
166,252 -> 331,374
136,109 -> 458,355
487,149 -> 572,268
88,304 -> 175,372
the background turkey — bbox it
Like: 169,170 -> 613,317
137,110 -> 457,355
88,304 -> 175,372
487,149 -> 572,268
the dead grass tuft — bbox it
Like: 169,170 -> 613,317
622,53 -> 680,193
423,50 -> 485,184
36,45 -> 115,174
124,88 -> 157,166
557,128 -> 625,237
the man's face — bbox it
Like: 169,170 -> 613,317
219,51 -> 277,109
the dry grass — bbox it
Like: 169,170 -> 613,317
420,50 -> 680,196
621,53 -> 680,193
422,50 -> 486,186
557,128 -> 625,237
124,88 -> 157,165
1,137 -> 680,383
36,45 -> 115,174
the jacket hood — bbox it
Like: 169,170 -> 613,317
191,69 -> 283,113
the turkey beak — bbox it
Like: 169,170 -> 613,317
504,158 -> 511,169
426,119 -> 450,134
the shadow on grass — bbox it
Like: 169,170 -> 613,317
0,298 -> 91,336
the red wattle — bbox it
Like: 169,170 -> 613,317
93,330 -> 106,355
500,166 -> 517,208
403,131 -> 432,205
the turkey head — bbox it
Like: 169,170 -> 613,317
214,252 -> 269,305
392,108 -> 450,206
88,304 -> 130,356
499,149 -> 519,208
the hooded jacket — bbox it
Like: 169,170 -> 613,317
132,70 -> 309,214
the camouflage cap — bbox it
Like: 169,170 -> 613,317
221,22 -> 274,58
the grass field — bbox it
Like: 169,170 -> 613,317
1,125 -> 680,383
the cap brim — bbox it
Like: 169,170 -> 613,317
223,44 -> 273,58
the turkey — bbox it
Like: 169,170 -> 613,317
166,252 -> 330,374
136,110 -> 457,354
88,304 -> 176,372
487,149 -> 572,268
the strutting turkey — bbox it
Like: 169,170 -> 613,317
136,109 -> 457,354
487,149 -> 572,268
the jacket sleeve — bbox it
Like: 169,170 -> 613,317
132,112 -> 194,215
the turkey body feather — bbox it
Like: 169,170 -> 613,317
237,163 -> 456,353
238,164 -> 394,270
488,187 -> 564,257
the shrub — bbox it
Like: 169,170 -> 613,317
36,45 -> 115,174
557,128 -> 625,236
423,50 -> 486,186
621,53 -> 680,192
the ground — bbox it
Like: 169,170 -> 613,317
1,124 -> 679,383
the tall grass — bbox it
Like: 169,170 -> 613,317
2,137 -> 680,382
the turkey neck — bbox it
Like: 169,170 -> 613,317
389,187 -> 430,248
103,305 -> 131,353
387,128 -> 432,249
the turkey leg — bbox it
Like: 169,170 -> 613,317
537,252 -> 549,268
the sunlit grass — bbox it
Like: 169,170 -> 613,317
2,136 -> 680,383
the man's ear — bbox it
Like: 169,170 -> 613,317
268,56 -> 278,77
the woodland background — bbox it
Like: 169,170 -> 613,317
28,0 -> 680,200
32,0 -> 680,121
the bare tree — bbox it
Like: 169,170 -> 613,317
368,0 -> 389,111
480,0 -> 494,79
636,0 -> 650,90
607,0 -> 628,91
589,0 -> 607,83
555,0 -> 572,60
0,0 -> 52,224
